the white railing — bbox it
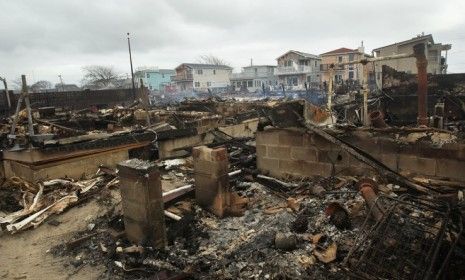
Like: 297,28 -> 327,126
275,65 -> 313,75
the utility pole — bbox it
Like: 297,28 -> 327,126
127,32 -> 136,99
58,75 -> 65,92
0,76 -> 11,108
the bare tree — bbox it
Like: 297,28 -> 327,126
197,54 -> 230,66
30,80 -> 52,92
81,65 -> 119,89
11,77 -> 24,90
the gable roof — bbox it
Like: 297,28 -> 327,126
320,47 -> 358,56
175,63 -> 233,70
373,34 -> 434,51
276,50 -> 320,60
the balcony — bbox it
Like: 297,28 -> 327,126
172,73 -> 193,81
275,65 -> 314,75
231,72 -> 273,80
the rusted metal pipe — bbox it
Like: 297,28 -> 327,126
413,43 -> 429,126
369,110 -> 388,128
357,178 -> 384,222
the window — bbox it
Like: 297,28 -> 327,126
146,73 -> 150,78
254,68 -> 258,73
213,70 -> 216,75
195,82 -> 200,87
338,56 -> 343,63
348,53 -> 354,61
255,80 -> 261,87
349,71 -> 354,80
315,61 -> 318,67
197,69 -> 203,75
162,74 -> 165,78
247,80 -> 253,87
207,82 -> 211,87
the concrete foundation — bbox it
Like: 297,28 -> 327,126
4,149 -> 128,182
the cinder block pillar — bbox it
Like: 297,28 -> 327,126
193,146 -> 231,217
117,159 -> 167,249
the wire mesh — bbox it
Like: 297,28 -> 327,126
345,195 -> 454,280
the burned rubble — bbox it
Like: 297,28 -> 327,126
1,58 -> 465,280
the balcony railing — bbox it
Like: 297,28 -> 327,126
172,73 -> 193,81
231,72 -> 274,80
275,65 -> 314,75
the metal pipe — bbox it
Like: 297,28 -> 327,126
357,178 -> 384,222
413,43 -> 429,126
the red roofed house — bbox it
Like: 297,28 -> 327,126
320,44 -> 370,86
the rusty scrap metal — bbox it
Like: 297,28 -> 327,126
345,195 -> 461,280
414,43 -> 429,126
369,110 -> 388,128
357,178 -> 384,222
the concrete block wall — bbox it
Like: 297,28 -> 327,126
341,130 -> 465,182
118,159 -> 167,248
256,128 -> 369,178
193,146 -> 231,217
256,128 -> 465,182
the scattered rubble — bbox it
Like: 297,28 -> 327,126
1,74 -> 465,279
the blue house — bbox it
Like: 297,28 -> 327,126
134,67 -> 175,91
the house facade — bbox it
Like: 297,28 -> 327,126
275,50 -> 321,90
134,67 -> 175,91
230,65 -> 277,92
372,34 -> 451,88
173,63 -> 232,92
320,47 -> 369,85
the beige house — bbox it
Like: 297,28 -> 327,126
372,34 -> 451,88
275,50 -> 321,90
173,63 -> 233,92
320,47 -> 370,85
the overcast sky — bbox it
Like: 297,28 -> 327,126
1,0 -> 465,87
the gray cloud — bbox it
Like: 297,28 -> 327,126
1,0 -> 464,86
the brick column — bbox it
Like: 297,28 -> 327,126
117,159 -> 167,249
193,146 -> 230,217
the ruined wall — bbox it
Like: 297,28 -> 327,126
0,88 -> 144,117
256,128 -> 465,182
380,65 -> 465,125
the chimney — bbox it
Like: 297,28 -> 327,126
358,40 -> 365,54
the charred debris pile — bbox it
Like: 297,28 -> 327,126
1,84 -> 465,279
